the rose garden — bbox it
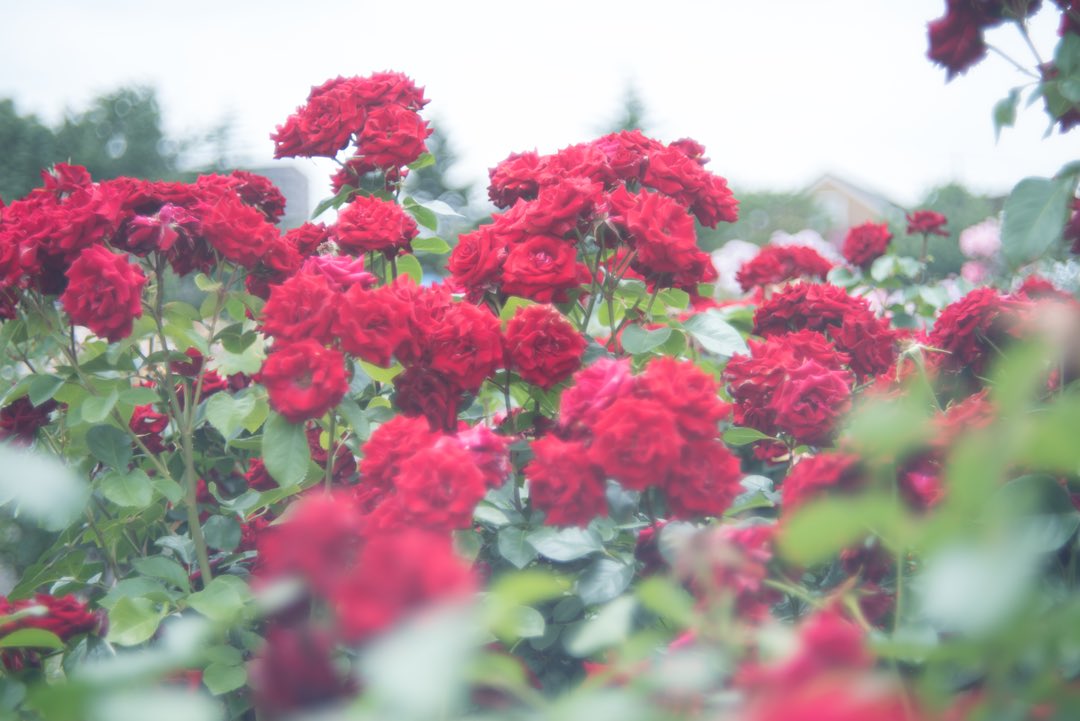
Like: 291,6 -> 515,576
0,3 -> 1078,720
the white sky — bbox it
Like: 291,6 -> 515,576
3,0 -> 1079,208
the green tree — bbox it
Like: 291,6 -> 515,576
893,183 -> 1003,276
405,123 -> 474,214
0,100 -> 57,203
697,190 -> 831,251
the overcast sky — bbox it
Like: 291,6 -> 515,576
3,0 -> 1078,208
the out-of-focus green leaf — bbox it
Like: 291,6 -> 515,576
261,412 -> 310,488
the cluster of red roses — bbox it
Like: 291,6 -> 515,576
271,72 -> 432,192
736,244 -> 834,292
526,356 -> 742,526
449,131 -> 737,302
0,594 -> 103,671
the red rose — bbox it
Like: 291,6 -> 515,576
488,151 -> 543,208
384,444 -> 488,531
737,245 -> 834,291
447,225 -> 506,296
768,359 -> 853,446
0,396 -> 58,444
271,80 -> 367,159
450,424 -> 511,489
0,594 -> 104,641
536,142 -> 615,187
841,222 -> 892,269
526,436 -> 607,527
905,209 -> 949,236
689,172 -> 739,228
129,404 -> 168,454
196,192 -> 277,268
334,195 -> 418,256
60,245 -> 146,342
636,357 -> 731,441
611,188 -> 699,275
259,340 -> 348,423
243,459 -> 277,492
559,358 -> 636,436
285,222 -> 331,256
260,268 -> 341,345
781,453 -> 865,512
335,283 -> 412,367
520,178 -> 604,237
927,287 -> 1021,376
505,304 -> 586,389
927,0 -> 998,80
426,302 -> 504,392
393,366 -> 460,432
588,396 -> 684,491
301,254 -> 375,291
355,103 -> 431,170
249,626 -> 357,715
665,440 -> 742,519
500,235 -> 584,302
359,415 -> 440,495
590,130 -> 664,182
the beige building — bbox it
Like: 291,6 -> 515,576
805,173 -> 903,244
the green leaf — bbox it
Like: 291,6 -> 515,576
204,393 -> 256,440
526,527 -> 603,562
411,236 -> 451,254
202,662 -> 247,696
132,556 -> 191,593
0,444 -> 88,532
107,596 -> 165,646
395,253 -> 424,284
241,394 -> 269,434
312,184 -> 356,219
496,606 -> 546,641
202,515 -> 241,552
358,359 -> 404,383
723,426 -> 773,446
1001,176 -> 1077,268
187,575 -> 250,623
407,152 -> 436,170
657,288 -> 690,311
498,296 -> 537,325
576,558 -> 634,605
682,309 -> 748,357
120,386 -> 159,406
497,527 -> 537,569
636,577 -> 696,627
0,628 -> 64,650
403,198 -> 438,231
211,335 -> 265,376
993,88 -> 1021,141
620,325 -> 671,355
81,388 -> 120,424
101,469 -> 153,508
778,494 -> 912,566
261,412 -> 311,488
27,375 -> 65,407
193,273 -> 222,292
564,596 -> 637,657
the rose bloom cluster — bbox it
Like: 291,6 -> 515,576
0,161 -> 310,340
525,356 -> 742,526
448,130 -> 737,303
736,244 -> 834,292
0,593 -> 104,671
271,71 -> 432,192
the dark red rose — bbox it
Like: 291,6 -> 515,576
505,303 -> 586,389
129,404 -> 168,454
0,594 -> 104,641
41,163 -> 93,195
359,415 -> 440,496
675,523 -> 778,623
665,440 -> 742,519
259,340 -> 348,423
927,287 -> 1023,376
426,301 -> 504,392
610,188 -> 703,278
260,268 -> 341,345
590,130 -> 664,182
393,366 -> 460,432
306,426 -> 358,485
636,357 -> 731,441
841,222 -> 892,269
113,203 -> 199,257
488,151 -> 543,208
906,209 -> 949,236
334,195 -> 418,257
244,459 -> 278,492
558,358 -> 636,436
588,396 -> 684,491
381,444 -> 488,532
526,436 -> 607,527
285,222 -> 332,256
0,396 -> 58,444
768,359 -> 853,446
355,103 -> 431,170
249,625 -> 357,717
60,245 -> 146,342
500,235 -> 584,302
196,192 -> 276,269
335,283 -> 413,367
737,245 -> 834,291
520,178 -> 604,237
271,78 -> 367,159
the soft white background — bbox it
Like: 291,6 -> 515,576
2,0 -> 1078,206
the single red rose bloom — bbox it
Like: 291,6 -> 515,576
526,435 -> 607,527
259,340 -> 348,423
905,209 -> 949,236
60,245 -> 146,342
505,303 -> 586,389
841,222 -> 892,269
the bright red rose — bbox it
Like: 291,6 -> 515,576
259,340 -> 348,423
536,142 -> 615,187
114,203 -> 199,257
334,195 -> 418,256
60,245 -> 146,342
689,172 -> 740,228
426,301 -> 504,392
520,178 -> 604,237
260,268 -> 341,345
928,287 -> 1023,376
271,78 -> 367,159
385,444 -> 488,531
781,453 -> 866,512
588,396 -> 684,491
906,209 -> 949,236
526,436 -> 607,527
505,304 -> 586,389
488,151 -> 543,208
300,254 -> 375,291
636,357 -> 731,441
359,415 -> 440,496
559,358 -> 636,436
355,103 -> 432,170
500,235 -> 584,302
768,359 -> 853,446
331,530 -> 475,642
642,146 -> 706,199
0,594 -> 103,641
41,162 -> 93,195
746,680 -> 915,721
737,244 -> 834,291
841,222 -> 892,269
285,222 -> 331,256
591,130 -> 663,182
447,225 -> 506,296
610,188 -> 700,276
450,424 -> 511,489
196,192 -> 277,268
665,440 -> 742,519
335,283 -> 412,367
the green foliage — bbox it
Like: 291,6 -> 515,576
697,189 -> 831,250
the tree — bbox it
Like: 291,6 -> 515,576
0,100 -> 57,203
697,190 -> 831,251
892,183 -> 1003,276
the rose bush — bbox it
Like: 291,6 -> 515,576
0,11 -> 1077,719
